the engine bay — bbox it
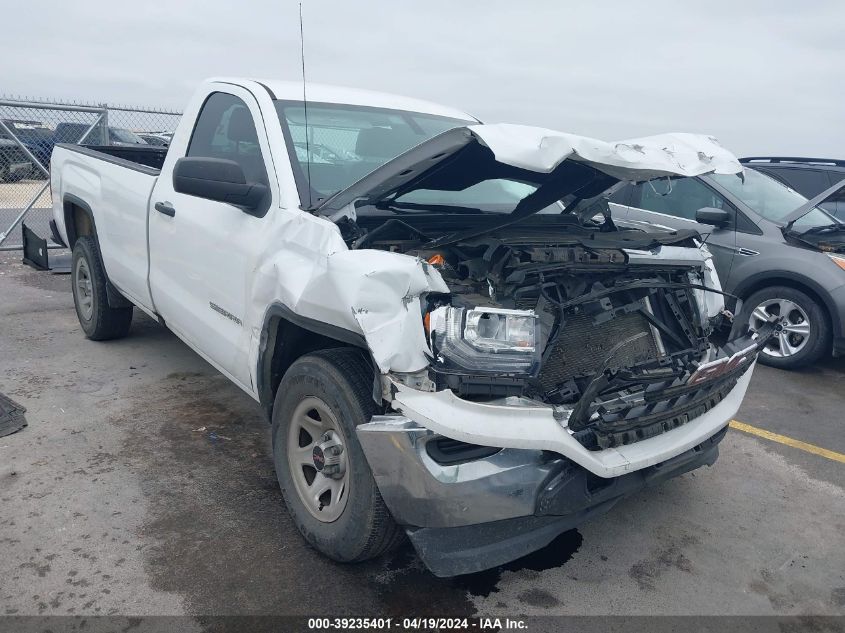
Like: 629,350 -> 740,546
349,215 -> 763,450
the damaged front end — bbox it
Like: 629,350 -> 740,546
303,122 -> 777,576
310,124 -> 775,448
418,233 -> 771,451
355,235 -> 776,576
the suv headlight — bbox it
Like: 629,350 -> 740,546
428,306 -> 540,374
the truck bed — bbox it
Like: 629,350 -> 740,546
53,143 -> 167,173
51,143 -> 164,312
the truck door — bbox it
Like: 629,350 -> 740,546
624,176 -> 738,283
148,87 -> 277,390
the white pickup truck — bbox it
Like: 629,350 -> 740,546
50,78 -> 776,577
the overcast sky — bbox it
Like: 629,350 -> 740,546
6,0 -> 844,157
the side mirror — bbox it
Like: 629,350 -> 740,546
173,157 -> 267,212
696,207 -> 730,227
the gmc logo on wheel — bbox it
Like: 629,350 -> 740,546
687,344 -> 757,386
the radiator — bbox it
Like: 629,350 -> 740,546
537,311 -> 660,391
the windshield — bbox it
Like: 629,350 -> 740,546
707,169 -> 834,229
274,100 -> 472,205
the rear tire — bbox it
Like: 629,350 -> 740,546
271,348 -> 403,563
71,236 -> 133,340
741,285 -> 829,369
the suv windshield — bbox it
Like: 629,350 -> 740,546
274,101 -> 471,205
707,169 -> 834,229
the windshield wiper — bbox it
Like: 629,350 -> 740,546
373,200 -> 491,215
799,222 -> 845,235
782,179 -> 845,232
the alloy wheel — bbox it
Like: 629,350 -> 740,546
749,298 -> 810,359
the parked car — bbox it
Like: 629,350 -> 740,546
0,138 -> 32,182
741,157 -> 845,219
49,78 -> 774,577
0,122 -> 150,175
610,168 -> 845,369
53,122 -> 148,146
0,119 -> 54,170
136,133 -> 171,147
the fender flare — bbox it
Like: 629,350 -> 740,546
256,301 -> 377,420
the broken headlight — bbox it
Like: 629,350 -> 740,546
428,306 -> 540,375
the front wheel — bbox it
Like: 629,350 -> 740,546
271,348 -> 403,563
742,285 -> 830,369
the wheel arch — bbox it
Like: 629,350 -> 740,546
257,302 -> 379,421
62,193 -> 97,249
63,195 -> 131,309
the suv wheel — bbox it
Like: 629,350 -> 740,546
271,348 -> 403,563
743,286 -> 830,369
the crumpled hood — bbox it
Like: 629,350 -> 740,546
470,124 -> 742,180
314,123 -> 743,219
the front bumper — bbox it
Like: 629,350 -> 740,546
385,362 -> 753,479
357,418 -> 727,577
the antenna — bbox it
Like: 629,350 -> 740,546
299,2 -> 313,209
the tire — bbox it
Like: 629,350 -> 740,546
741,285 -> 830,369
0,161 -> 9,183
71,236 -> 133,340
271,348 -> 403,563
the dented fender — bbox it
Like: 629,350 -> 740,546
251,214 -> 446,377
316,249 -> 448,372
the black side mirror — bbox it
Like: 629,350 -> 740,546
696,207 -> 730,227
173,157 -> 267,212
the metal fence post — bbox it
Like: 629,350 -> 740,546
101,103 -> 109,145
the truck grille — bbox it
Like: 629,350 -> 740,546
538,311 -> 659,392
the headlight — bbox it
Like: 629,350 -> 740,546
428,306 -> 540,374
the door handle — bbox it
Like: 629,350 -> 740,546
154,201 -> 176,217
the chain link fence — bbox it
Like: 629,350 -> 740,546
0,96 -> 181,250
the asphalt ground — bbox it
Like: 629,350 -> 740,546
1,251 -> 843,626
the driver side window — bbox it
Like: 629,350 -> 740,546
187,92 -> 269,188
634,177 -> 729,221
